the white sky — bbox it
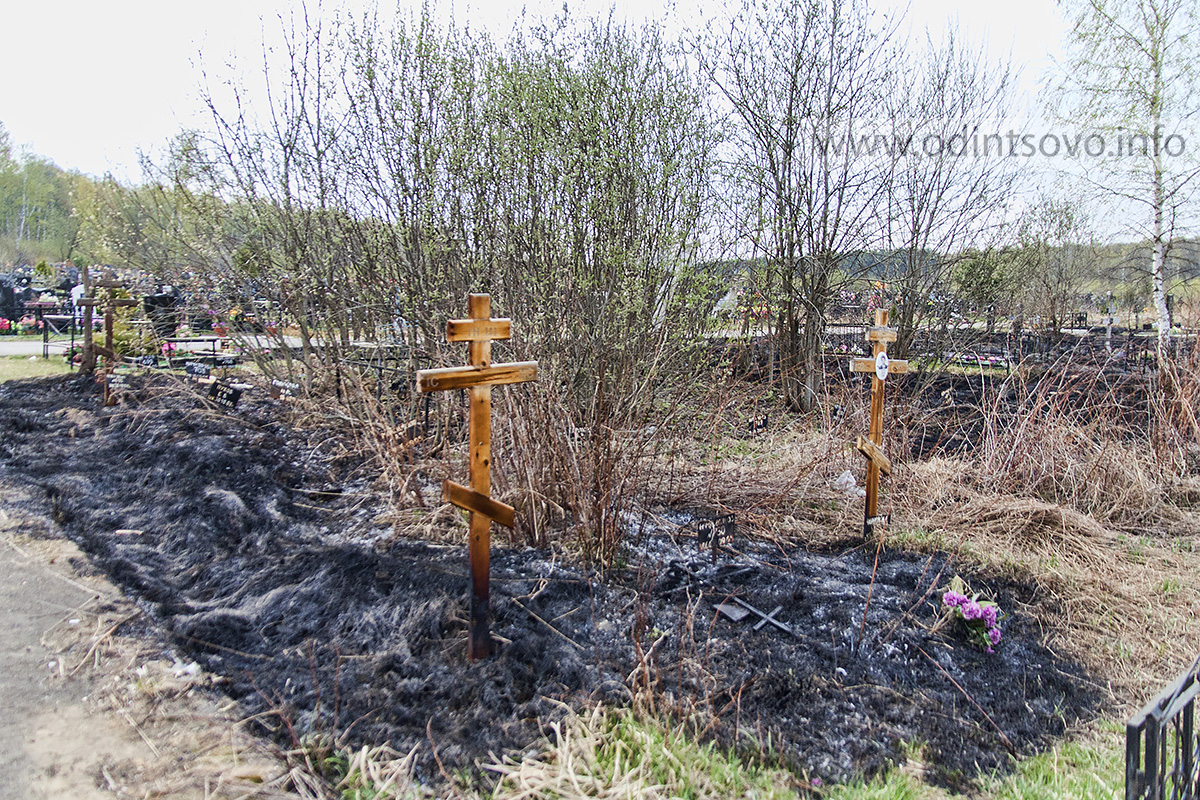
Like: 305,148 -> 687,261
0,0 -> 1071,182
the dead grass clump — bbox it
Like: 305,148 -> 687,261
977,412 -> 1173,529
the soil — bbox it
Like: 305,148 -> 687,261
0,481 -> 299,799
0,373 -> 1103,793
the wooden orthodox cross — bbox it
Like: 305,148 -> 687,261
416,294 -> 538,660
850,309 -> 908,539
76,268 -> 138,405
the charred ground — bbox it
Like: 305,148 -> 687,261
0,373 -> 1100,790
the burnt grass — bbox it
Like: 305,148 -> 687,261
0,374 -> 1101,791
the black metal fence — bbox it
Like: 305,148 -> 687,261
1127,654 -> 1200,799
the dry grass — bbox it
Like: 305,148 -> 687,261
485,705 -> 802,800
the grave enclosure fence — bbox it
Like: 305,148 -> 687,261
1127,654 -> 1200,800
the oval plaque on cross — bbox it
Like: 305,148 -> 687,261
875,351 -> 889,380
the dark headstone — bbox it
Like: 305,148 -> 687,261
143,294 -> 178,337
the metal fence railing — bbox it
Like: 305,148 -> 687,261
1127,654 -> 1200,799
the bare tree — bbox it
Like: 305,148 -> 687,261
699,0 -> 899,411
883,28 -> 1018,360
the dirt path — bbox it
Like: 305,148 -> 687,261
0,484 -> 301,800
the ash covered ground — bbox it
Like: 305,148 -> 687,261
0,374 -> 1100,789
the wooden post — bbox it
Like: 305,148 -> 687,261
465,294 -> 494,661
850,309 -> 908,539
80,265 -> 95,375
76,270 -> 138,405
416,294 -> 538,660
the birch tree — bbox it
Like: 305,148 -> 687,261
1056,0 -> 1200,357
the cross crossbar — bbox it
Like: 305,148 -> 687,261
443,480 -> 516,528
416,361 -> 537,392
446,318 -> 512,342
855,435 -> 892,476
851,357 -> 909,374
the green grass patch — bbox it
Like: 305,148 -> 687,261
488,706 -> 804,799
0,355 -> 72,381
984,723 -> 1123,800
825,721 -> 1123,800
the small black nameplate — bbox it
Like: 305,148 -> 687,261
208,380 -> 242,409
694,513 -> 736,544
185,361 -> 211,379
135,355 -> 158,368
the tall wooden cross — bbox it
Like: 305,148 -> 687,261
850,309 -> 908,539
416,294 -> 538,660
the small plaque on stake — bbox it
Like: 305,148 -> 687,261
104,372 -> 129,406
185,361 -> 211,380
215,355 -> 238,368
208,380 -> 243,409
693,513 -> 736,546
269,378 -> 301,399
749,414 -> 769,434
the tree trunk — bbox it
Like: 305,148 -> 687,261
79,265 -> 96,376
1152,154 -> 1170,359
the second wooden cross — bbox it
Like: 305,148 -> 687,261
850,308 -> 908,539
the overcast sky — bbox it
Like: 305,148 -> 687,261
0,0 -> 1070,182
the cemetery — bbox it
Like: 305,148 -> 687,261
1,276 -> 1199,798
2,3 -> 1199,793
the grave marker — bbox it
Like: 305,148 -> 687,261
208,380 -> 243,409
748,413 -> 769,435
416,294 -> 538,660
850,309 -> 908,539
269,378 -> 301,399
76,269 -> 139,406
185,361 -> 212,381
104,372 -> 129,403
693,512 -> 736,562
